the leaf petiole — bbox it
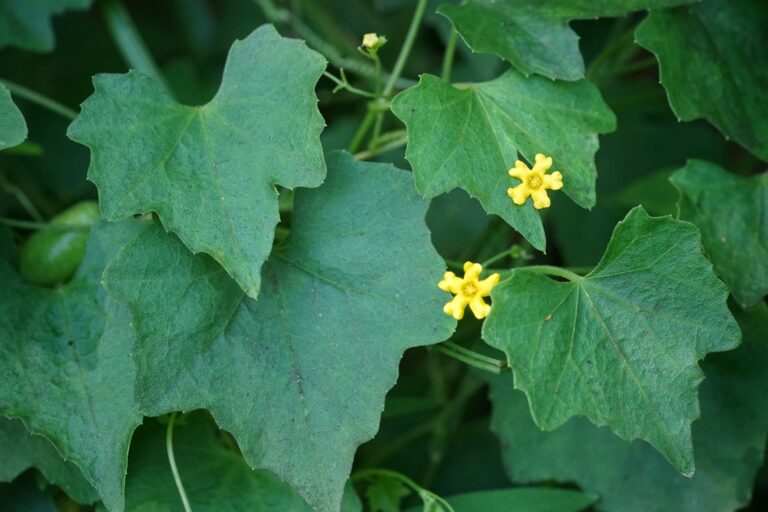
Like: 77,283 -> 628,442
434,341 -> 509,374
0,179 -> 44,222
382,0 -> 429,97
0,79 -> 77,120
354,131 -> 407,160
521,265 -> 587,282
102,0 -> 168,92
441,28 -> 459,83
0,217 -> 89,232
322,70 -> 376,98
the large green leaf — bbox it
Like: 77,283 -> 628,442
438,0 -> 695,81
487,303 -> 768,512
0,221 -> 144,512
68,24 -> 327,299
110,413 -> 361,512
391,71 -> 615,250
0,83 -> 26,150
482,207 -> 739,474
0,417 -> 97,504
102,151 -> 455,512
0,0 -> 92,52
670,160 -> 768,308
636,0 -> 768,161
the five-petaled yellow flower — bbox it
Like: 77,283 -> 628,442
507,154 -> 563,209
439,262 -> 500,320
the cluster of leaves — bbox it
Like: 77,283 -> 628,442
0,0 -> 766,511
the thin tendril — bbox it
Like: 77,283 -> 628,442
166,413 -> 192,512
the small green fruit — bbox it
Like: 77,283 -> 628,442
19,200 -> 100,287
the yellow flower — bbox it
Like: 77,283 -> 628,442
362,33 -> 384,50
507,153 -> 563,209
438,261 -> 500,320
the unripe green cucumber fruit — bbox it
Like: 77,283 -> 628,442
19,200 -> 100,287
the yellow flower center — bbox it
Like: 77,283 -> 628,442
462,283 -> 478,297
526,173 -> 543,190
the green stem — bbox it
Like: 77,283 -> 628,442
322,71 -> 376,98
369,112 -> 385,149
441,28 -> 459,82
256,0 -> 416,90
480,247 -> 515,269
434,342 -> 508,374
371,52 -> 383,96
0,217 -> 89,232
102,0 -> 167,90
382,0 -> 429,97
523,265 -> 585,282
442,341 -> 507,368
166,413 -> 192,512
347,108 -> 377,153
362,51 -> 386,150
0,181 -> 44,222
585,23 -> 637,82
0,79 -> 77,120
354,132 -> 407,160
614,56 -> 658,75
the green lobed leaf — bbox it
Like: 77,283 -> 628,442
670,160 -> 768,308
0,416 -> 97,504
438,0 -> 696,81
0,0 -> 93,52
636,0 -> 768,161
487,302 -> 768,512
67,24 -> 327,299
0,220 -> 145,512
109,413 -> 361,512
0,83 -> 27,150
482,206 -> 739,474
102,151 -> 455,512
391,71 -> 615,251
